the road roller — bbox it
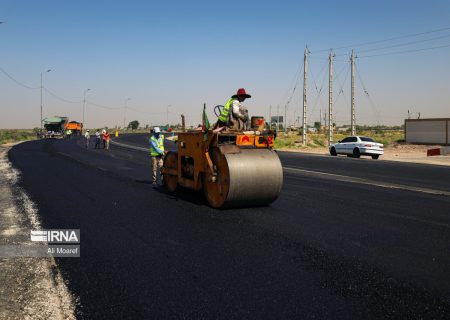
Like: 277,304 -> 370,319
161,118 -> 283,208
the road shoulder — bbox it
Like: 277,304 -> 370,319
0,145 -> 76,320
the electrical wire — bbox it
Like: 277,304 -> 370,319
127,106 -> 166,115
358,43 -> 450,58
355,63 -> 381,124
0,66 -> 40,89
310,26 -> 450,53
357,33 -> 450,54
279,58 -> 304,107
86,100 -> 123,110
43,87 -> 82,104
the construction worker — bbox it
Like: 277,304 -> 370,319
66,129 -> 73,139
84,130 -> 90,148
104,130 -> 110,150
216,88 -> 251,130
149,127 -> 164,186
94,129 -> 101,149
102,129 -> 107,148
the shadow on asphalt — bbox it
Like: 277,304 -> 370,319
151,183 -> 209,207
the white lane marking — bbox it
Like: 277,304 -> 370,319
110,140 -> 148,152
102,141 -> 450,197
283,166 -> 450,197
284,166 -> 450,229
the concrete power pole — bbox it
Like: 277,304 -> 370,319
328,50 -> 334,147
302,46 -> 309,145
350,50 -> 356,136
269,105 -> 272,129
277,105 -> 280,131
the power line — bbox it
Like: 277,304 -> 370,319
0,66 -> 39,89
310,26 -> 450,53
86,100 -> 123,110
333,62 -> 350,107
355,63 -> 381,124
358,43 -> 450,58
279,59 -> 303,107
43,87 -> 81,104
307,59 -> 329,121
356,33 -> 450,54
127,106 -> 166,115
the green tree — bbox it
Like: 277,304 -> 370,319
128,120 -> 139,130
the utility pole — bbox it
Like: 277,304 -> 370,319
123,98 -> 130,130
302,46 -> 308,145
269,105 -> 272,129
40,69 -> 51,132
350,50 -> 356,136
277,105 -> 280,131
82,88 -> 91,133
166,105 -> 171,126
284,104 -> 287,133
328,50 -> 334,147
319,109 -> 322,130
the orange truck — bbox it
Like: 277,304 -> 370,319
65,121 -> 83,135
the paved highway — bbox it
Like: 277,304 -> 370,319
8,135 -> 450,319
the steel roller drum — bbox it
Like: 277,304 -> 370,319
204,148 -> 283,208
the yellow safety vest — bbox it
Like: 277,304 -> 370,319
218,98 -> 236,122
150,134 -> 165,156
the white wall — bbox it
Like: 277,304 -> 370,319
405,120 -> 448,144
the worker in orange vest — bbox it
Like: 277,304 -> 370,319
103,130 -> 110,150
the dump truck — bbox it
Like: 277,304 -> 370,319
65,121 -> 83,135
162,116 -> 283,208
43,117 -> 69,138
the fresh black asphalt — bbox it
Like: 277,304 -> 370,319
8,135 -> 450,319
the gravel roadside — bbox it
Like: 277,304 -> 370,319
0,145 -> 76,320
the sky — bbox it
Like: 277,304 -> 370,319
0,0 -> 449,129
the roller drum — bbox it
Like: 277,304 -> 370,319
204,148 -> 283,208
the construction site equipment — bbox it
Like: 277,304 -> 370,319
162,119 -> 283,208
43,117 -> 69,138
65,121 -> 83,135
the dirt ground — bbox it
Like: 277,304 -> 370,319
279,143 -> 450,167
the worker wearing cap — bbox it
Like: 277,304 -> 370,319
217,88 -> 251,130
149,127 -> 165,186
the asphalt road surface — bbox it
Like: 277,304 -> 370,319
8,134 -> 450,319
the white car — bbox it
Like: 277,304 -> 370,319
329,136 -> 384,159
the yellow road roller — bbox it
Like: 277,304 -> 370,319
162,120 -> 283,208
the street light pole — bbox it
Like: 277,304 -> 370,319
166,105 -> 172,126
82,88 -> 91,133
40,69 -> 51,132
123,98 -> 131,130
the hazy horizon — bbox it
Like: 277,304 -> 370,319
1,0 -> 449,129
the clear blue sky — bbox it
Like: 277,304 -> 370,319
1,0 -> 449,128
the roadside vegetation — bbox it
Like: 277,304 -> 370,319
0,129 -> 38,145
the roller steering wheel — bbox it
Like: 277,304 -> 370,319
214,105 -> 224,118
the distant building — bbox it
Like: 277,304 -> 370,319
405,118 -> 450,145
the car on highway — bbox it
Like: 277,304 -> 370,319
329,136 -> 384,159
